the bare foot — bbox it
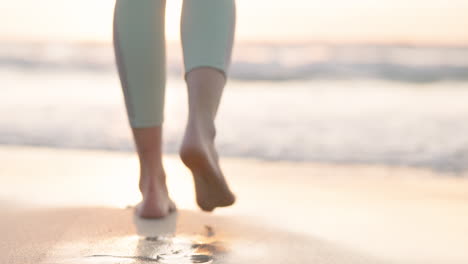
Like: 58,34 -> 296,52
180,119 -> 236,212
136,168 -> 176,219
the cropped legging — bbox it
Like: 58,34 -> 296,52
113,0 -> 236,128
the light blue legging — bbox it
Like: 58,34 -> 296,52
113,0 -> 236,128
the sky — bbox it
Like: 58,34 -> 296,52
1,0 -> 468,45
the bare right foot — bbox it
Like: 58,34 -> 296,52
180,120 -> 235,212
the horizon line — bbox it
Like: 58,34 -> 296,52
2,37 -> 468,48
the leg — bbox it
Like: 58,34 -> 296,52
180,0 -> 237,211
113,0 -> 175,218
132,127 -> 175,218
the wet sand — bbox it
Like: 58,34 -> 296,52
1,145 -> 468,264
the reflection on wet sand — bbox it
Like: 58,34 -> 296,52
84,211 -> 228,264
39,207 -> 386,264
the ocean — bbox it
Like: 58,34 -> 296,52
1,41 -> 468,173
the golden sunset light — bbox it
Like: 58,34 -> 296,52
1,0 -> 467,44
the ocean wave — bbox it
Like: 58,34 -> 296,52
2,67 -> 468,173
1,42 -> 468,82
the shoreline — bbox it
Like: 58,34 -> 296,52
1,143 -> 466,177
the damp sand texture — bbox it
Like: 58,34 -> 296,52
1,146 -> 468,264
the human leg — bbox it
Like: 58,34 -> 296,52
180,0 -> 237,211
113,0 -> 175,218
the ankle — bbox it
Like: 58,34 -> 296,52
139,166 -> 166,191
140,162 -> 164,175
187,117 -> 216,140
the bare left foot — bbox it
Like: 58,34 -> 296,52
136,167 -> 176,219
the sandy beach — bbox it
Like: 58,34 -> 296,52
1,145 -> 468,264
2,1 -> 468,263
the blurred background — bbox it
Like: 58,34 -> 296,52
1,0 -> 468,173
